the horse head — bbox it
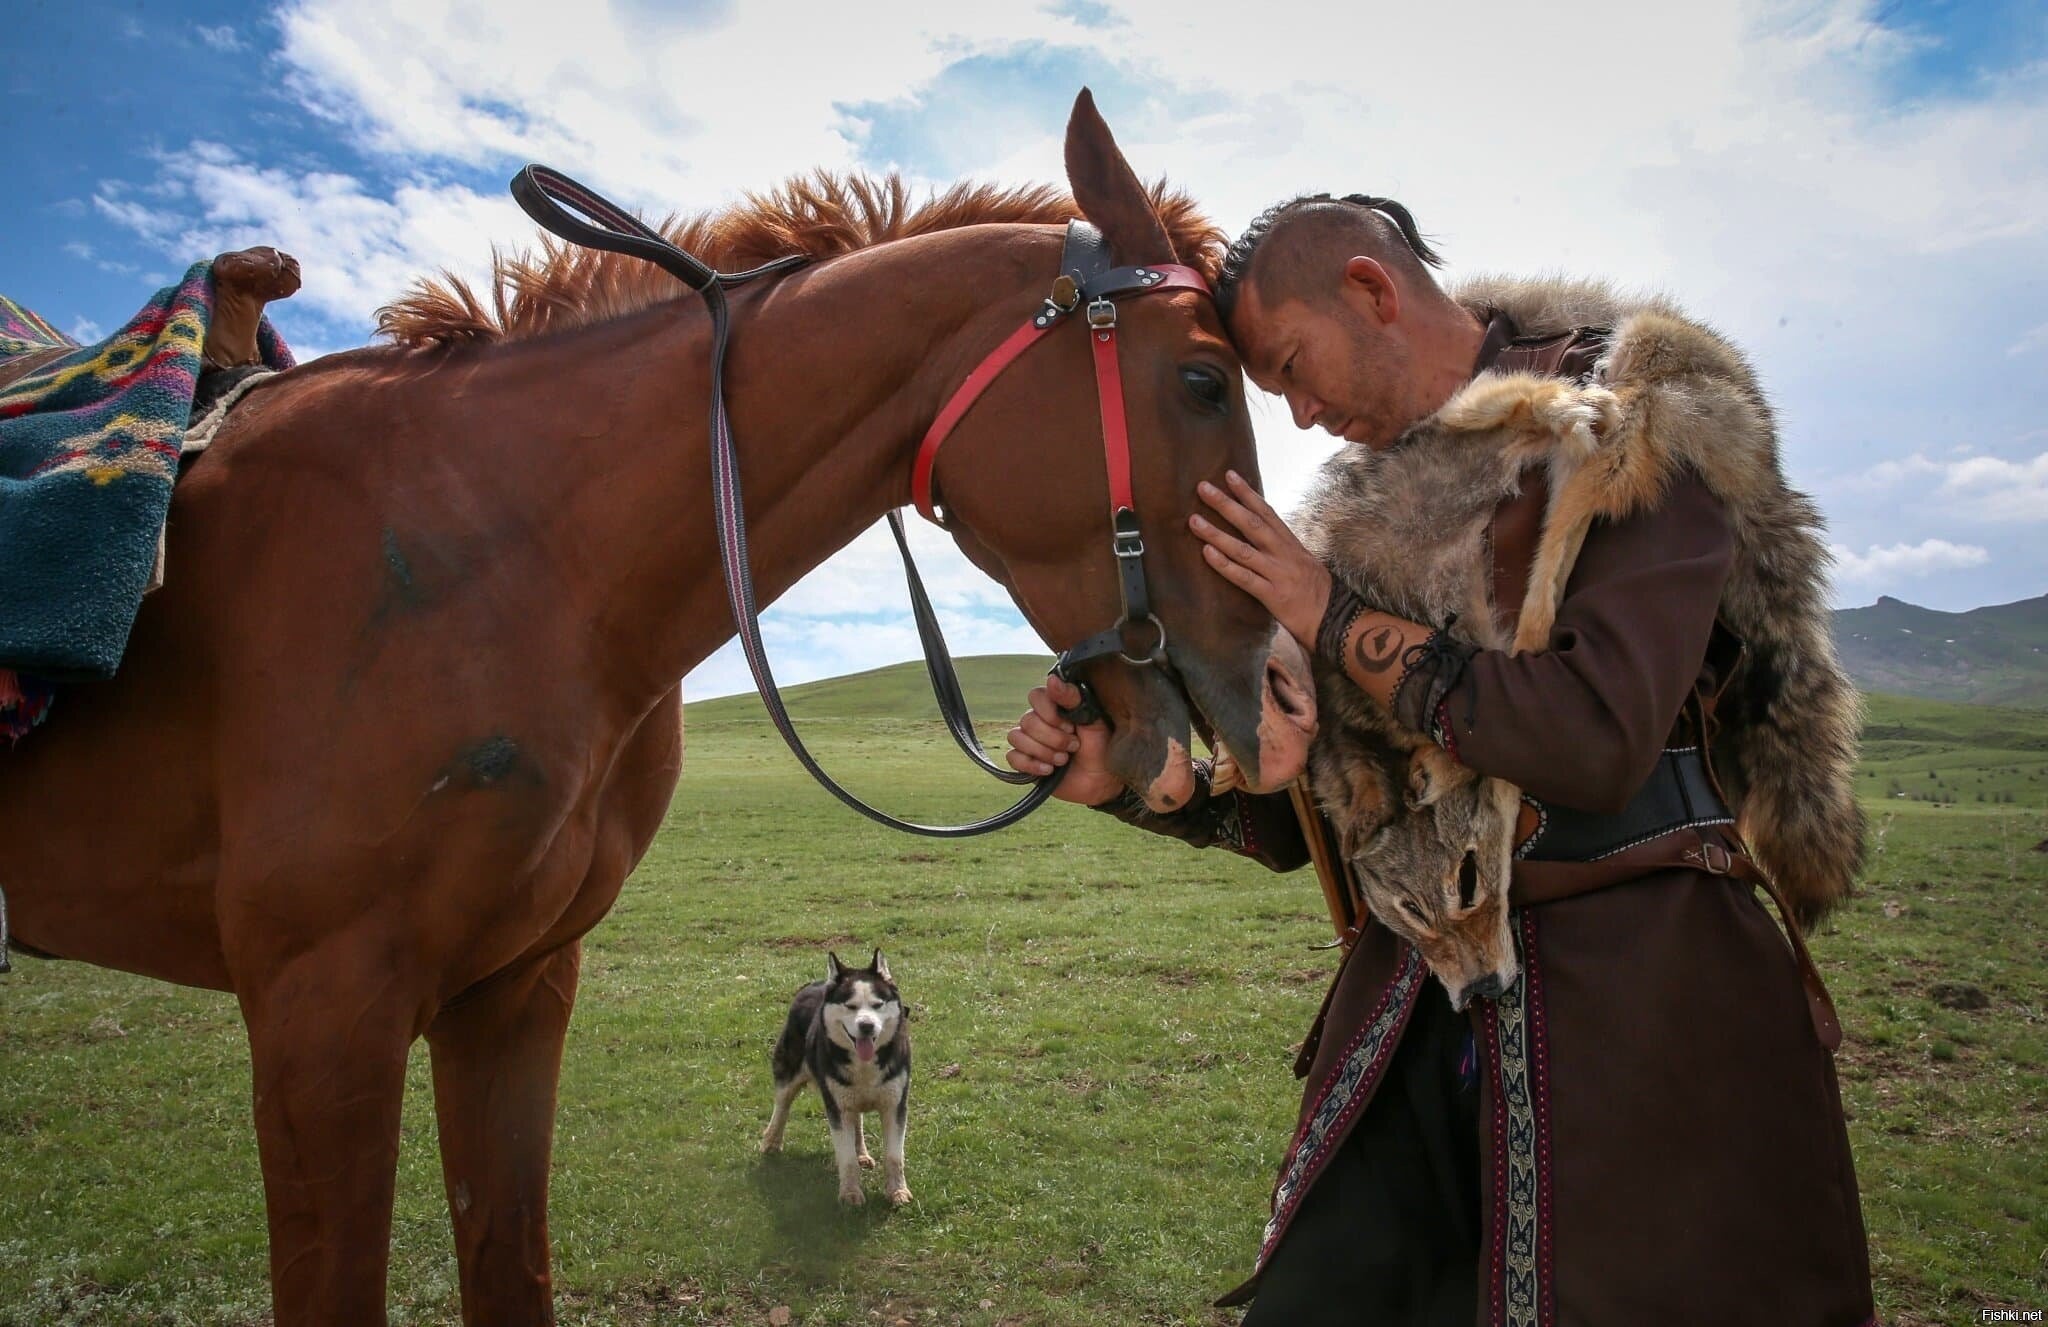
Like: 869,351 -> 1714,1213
929,91 -> 1318,811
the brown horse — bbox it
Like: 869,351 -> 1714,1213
0,93 -> 1316,1325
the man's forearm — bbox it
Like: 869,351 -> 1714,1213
1318,581 -> 1476,747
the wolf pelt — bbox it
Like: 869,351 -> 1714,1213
1296,276 -> 1864,951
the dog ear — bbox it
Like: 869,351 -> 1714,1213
826,951 -> 844,981
873,949 -> 891,982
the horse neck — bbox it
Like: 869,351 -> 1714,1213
523,225 -> 1058,712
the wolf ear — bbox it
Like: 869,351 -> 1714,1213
826,951 -> 844,980
872,949 -> 891,982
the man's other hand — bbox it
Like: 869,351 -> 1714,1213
1005,673 -> 1124,806
1189,469 -> 1332,652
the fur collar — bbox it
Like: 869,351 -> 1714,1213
1452,273 -> 1683,344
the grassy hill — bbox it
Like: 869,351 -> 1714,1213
4,662 -> 2042,1326
1834,593 -> 2048,708
1856,691 -> 2048,808
689,654 -> 1054,728
680,593 -> 2048,726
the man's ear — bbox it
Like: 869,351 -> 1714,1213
1342,255 -> 1401,327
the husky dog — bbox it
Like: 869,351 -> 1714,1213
760,950 -> 913,1206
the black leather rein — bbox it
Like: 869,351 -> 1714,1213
509,166 -> 1064,835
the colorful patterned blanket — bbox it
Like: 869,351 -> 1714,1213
0,263 -> 292,738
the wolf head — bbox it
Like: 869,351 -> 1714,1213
1311,688 -> 1521,1011
821,950 -> 904,1063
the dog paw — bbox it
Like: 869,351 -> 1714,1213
759,1130 -> 783,1154
838,1186 -> 866,1207
857,1153 -> 877,1170
887,1186 -> 913,1206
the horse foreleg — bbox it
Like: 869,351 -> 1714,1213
239,947 -> 419,1327
426,942 -> 581,1327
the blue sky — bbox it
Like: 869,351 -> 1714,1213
4,0 -> 2045,697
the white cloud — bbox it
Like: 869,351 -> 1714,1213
272,0 -> 1093,208
1829,538 -> 1990,584
98,144 -> 528,335
65,229 -> 140,277
80,0 -> 2048,692
196,24 -> 245,52
67,317 -> 103,344
2009,321 -> 2048,358
1857,450 -> 2048,523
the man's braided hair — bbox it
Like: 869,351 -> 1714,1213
1215,194 -> 1445,324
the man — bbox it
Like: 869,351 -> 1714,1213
1006,194 -> 1874,1325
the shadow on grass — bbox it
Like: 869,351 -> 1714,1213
748,1148 -> 903,1279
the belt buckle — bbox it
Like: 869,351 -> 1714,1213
1694,841 -> 1732,875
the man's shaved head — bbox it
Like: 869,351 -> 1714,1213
1216,194 -> 1446,327
1214,193 -> 1483,450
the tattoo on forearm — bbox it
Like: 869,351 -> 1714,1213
1352,622 -> 1404,674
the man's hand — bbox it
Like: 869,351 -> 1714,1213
1004,673 -> 1124,806
1189,470 -> 1332,652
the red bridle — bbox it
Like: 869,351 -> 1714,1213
911,247 -> 1210,526
910,221 -> 1211,701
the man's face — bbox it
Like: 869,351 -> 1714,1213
1231,281 -> 1415,451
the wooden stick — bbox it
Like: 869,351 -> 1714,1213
1286,777 -> 1358,947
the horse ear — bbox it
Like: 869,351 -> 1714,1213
873,949 -> 891,982
1064,88 -> 1176,264
826,951 -> 844,980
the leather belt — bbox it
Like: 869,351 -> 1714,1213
1518,745 -> 1730,863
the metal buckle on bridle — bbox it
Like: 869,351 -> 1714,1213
1109,507 -> 1164,666
1112,507 -> 1144,560
1086,296 -> 1117,331
1036,274 -> 1083,328
1693,841 -> 1733,875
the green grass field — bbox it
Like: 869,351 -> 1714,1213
2,660 -> 2044,1325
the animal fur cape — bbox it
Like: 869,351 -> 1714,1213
1294,276 -> 1864,930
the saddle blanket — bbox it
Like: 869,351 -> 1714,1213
0,263 -> 292,739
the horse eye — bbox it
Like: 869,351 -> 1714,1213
1180,366 -> 1227,409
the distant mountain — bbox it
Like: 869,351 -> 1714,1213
684,595 -> 2048,723
1832,594 -> 2048,708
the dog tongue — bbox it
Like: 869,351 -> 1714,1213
855,1036 -> 876,1063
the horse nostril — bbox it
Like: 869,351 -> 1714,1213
1266,658 -> 1311,723
1457,849 -> 1480,911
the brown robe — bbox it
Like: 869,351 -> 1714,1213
1101,318 -> 1875,1326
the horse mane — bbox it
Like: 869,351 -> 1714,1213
377,171 -> 1226,348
